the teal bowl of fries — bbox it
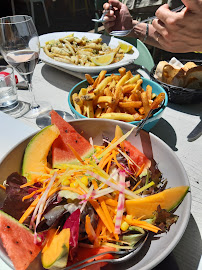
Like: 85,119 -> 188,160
68,74 -> 168,131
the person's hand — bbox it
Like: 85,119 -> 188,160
103,0 -> 133,33
152,0 -> 202,52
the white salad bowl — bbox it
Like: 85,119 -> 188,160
0,119 -> 191,270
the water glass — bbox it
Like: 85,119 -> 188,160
0,66 -> 18,109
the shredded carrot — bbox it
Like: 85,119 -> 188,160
132,179 -> 142,191
99,197 -> 118,240
106,156 -> 112,174
90,199 -> 112,234
19,196 -> 41,224
98,152 -> 111,169
22,190 -> 38,201
85,215 -> 99,247
136,163 -> 145,177
112,150 -> 122,169
125,216 -> 160,233
104,198 -> 118,207
66,143 -> 85,165
0,184 -> 6,190
95,218 -> 103,237
20,179 -> 37,188
91,180 -> 115,236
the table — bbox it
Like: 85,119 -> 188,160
0,62 -> 202,270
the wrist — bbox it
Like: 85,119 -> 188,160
131,21 -> 149,43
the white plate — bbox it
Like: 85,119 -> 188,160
39,31 -> 139,73
0,119 -> 191,270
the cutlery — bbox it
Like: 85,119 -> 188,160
135,100 -> 165,136
64,232 -> 149,270
109,5 -> 185,37
187,120 -> 202,142
92,4 -> 113,23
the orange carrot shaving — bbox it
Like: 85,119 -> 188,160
19,195 -> 41,224
85,215 -> 99,247
125,216 -> 160,233
22,190 -> 38,201
20,179 -> 37,188
90,200 -> 112,234
66,143 -> 85,165
98,152 -> 111,169
95,218 -> 103,237
136,163 -> 145,177
0,184 -> 6,190
132,179 -> 142,191
104,198 -> 118,207
106,156 -> 112,174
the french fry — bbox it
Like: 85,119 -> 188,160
146,85 -> 152,100
125,74 -> 141,85
97,96 -> 114,104
93,76 -> 113,95
97,70 -> 107,85
99,113 -> 134,122
104,87 -> 113,96
134,113 -> 144,121
84,100 -> 94,118
141,91 -> 150,116
125,107 -> 137,114
119,101 -> 142,109
81,93 -> 95,101
106,86 -> 122,113
128,92 -> 139,101
138,107 -> 145,115
94,107 -> 102,118
118,67 -> 126,77
85,74 -> 94,85
79,88 -> 87,97
122,84 -> 136,94
72,93 -> 82,115
150,93 -> 165,110
116,71 -> 131,88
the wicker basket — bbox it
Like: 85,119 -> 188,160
150,59 -> 202,104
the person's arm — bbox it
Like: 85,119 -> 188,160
103,0 -> 202,53
103,0 -> 166,49
152,1 -> 202,52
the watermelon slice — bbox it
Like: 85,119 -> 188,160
123,140 -> 151,173
0,210 -> 41,270
50,110 -> 94,168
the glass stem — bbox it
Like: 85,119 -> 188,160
28,82 -> 40,109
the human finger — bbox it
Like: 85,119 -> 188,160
182,0 -> 201,12
155,4 -> 186,24
152,18 -> 169,37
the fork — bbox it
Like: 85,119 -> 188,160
64,232 -> 148,270
135,100 -> 165,136
92,4 -> 113,23
109,4 -> 185,37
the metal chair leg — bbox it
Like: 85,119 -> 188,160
41,0 -> 50,27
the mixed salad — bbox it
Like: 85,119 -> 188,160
0,115 -> 188,270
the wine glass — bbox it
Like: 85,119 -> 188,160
0,15 -> 52,118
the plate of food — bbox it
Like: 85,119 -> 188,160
39,32 -> 139,73
0,112 -> 190,270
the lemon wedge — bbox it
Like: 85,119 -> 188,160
91,53 -> 114,66
119,42 -> 133,53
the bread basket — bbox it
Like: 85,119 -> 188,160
150,59 -> 202,104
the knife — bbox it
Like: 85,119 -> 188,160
187,120 -> 202,142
